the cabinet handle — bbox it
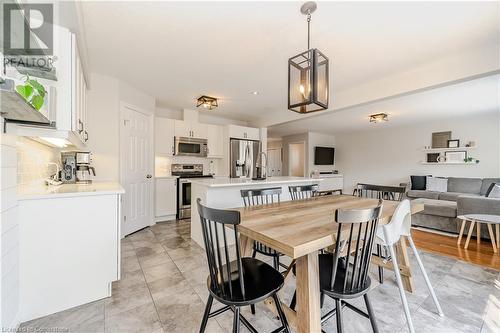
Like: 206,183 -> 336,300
78,119 -> 83,133
146,174 -> 152,179
84,130 -> 88,142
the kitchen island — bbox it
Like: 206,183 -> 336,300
190,176 -> 322,248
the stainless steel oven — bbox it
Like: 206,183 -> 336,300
174,137 -> 208,157
172,164 -> 213,219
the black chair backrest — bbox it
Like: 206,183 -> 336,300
196,198 -> 245,300
240,187 -> 282,207
328,200 -> 383,294
240,187 -> 282,256
354,183 -> 405,201
288,184 -> 319,201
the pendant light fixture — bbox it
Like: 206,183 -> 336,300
288,1 -> 329,114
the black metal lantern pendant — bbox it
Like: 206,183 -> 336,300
288,1 -> 329,114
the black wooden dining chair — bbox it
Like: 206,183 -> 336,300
288,184 -> 319,200
241,187 -> 285,271
353,183 -> 405,284
197,199 -> 290,333
241,187 -> 285,315
319,200 -> 383,333
353,183 -> 406,202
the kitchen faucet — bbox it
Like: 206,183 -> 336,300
254,151 -> 268,180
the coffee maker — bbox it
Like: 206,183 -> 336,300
61,152 -> 77,183
61,151 -> 96,184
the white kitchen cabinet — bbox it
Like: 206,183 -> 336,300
72,33 -> 89,144
155,117 -> 175,156
7,27 -> 88,148
174,120 -> 207,139
318,175 -> 344,192
227,125 -> 260,141
155,178 -> 177,220
207,124 -> 224,158
191,122 -> 207,138
18,189 -> 122,322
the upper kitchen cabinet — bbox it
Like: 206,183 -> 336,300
3,26 -> 89,148
155,117 -> 175,156
206,124 -> 223,158
227,125 -> 260,141
174,120 -> 207,139
72,34 -> 89,144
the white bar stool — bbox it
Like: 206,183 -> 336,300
377,199 -> 444,333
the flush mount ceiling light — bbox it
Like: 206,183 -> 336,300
369,113 -> 389,123
288,1 -> 329,114
196,95 -> 218,110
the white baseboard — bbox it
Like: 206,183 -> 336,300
154,215 -> 176,223
412,226 -> 458,237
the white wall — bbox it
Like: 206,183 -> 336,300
155,107 -> 249,127
0,119 -> 20,330
86,74 -> 155,181
335,112 -> 500,193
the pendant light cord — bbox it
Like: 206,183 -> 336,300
307,11 -> 311,50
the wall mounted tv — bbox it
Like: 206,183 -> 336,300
314,146 -> 335,165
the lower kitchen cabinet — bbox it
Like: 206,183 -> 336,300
155,177 -> 177,221
18,188 -> 122,322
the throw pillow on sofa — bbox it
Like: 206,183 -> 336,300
487,184 -> 500,198
410,175 -> 427,190
426,176 -> 448,192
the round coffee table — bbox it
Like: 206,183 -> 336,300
457,214 -> 500,253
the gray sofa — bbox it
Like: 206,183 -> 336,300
406,177 -> 500,237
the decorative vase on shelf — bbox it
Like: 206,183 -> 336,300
437,155 -> 447,163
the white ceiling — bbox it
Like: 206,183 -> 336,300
79,1 -> 499,123
268,74 -> 500,137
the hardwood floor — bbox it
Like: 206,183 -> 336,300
412,229 -> 500,270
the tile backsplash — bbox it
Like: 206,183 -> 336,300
17,138 -> 60,185
155,155 -> 219,176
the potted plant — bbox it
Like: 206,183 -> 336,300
15,76 -> 47,111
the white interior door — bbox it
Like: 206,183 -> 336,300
121,104 -> 153,236
289,142 -> 305,177
267,148 -> 282,176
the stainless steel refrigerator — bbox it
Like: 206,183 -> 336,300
230,139 -> 261,178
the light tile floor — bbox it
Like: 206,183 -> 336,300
21,220 -> 500,333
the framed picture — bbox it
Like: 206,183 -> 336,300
447,139 -> 460,148
445,151 -> 467,163
427,153 -> 440,163
432,131 -> 451,148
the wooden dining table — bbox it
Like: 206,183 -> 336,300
232,194 -> 424,333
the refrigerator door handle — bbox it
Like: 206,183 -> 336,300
244,143 -> 250,178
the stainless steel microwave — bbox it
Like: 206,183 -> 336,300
174,137 -> 208,157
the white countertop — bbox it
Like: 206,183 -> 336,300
190,176 -> 322,188
18,182 -> 125,200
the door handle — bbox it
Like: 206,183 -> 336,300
146,174 -> 152,178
